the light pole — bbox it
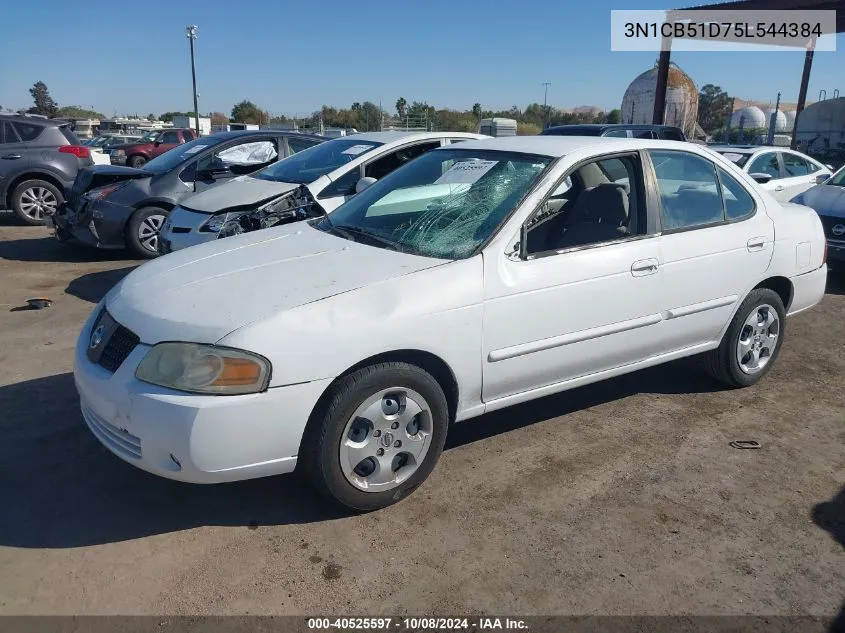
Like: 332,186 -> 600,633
185,25 -> 200,136
542,82 -> 551,129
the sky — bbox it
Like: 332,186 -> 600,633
0,0 -> 842,118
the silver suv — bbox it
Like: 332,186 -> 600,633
0,114 -> 94,225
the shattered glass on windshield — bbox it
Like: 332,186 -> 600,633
317,150 -> 552,260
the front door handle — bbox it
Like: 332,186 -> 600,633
747,237 -> 766,252
631,258 -> 659,277
1,154 -> 22,160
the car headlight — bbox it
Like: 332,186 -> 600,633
136,342 -> 271,395
200,211 -> 248,234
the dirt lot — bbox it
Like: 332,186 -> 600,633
0,217 -> 843,617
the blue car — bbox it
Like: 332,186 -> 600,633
792,166 -> 845,265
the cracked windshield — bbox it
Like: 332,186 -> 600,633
317,149 -> 551,259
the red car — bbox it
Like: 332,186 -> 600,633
109,128 -> 197,168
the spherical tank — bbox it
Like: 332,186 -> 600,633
621,63 -> 699,137
730,106 -> 766,129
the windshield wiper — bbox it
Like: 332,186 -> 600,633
330,224 -> 407,252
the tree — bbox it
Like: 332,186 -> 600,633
56,105 -> 105,119
210,111 -> 229,126
230,100 -> 265,124
28,81 -> 58,117
698,84 -> 732,134
472,103 -> 482,119
605,108 -> 622,124
395,97 -> 407,119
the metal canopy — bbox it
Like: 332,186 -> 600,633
653,0 -> 845,147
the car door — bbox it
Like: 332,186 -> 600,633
746,151 -> 786,200
0,122 -> 30,198
152,130 -> 181,157
190,137 -> 281,193
648,149 -> 774,351
481,150 -> 667,403
780,151 -> 828,200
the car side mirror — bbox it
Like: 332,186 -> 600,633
815,173 -> 830,184
153,140 -> 162,146
749,172 -> 773,184
355,176 -> 377,194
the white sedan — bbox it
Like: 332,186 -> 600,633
710,146 -> 832,201
159,131 -> 484,253
75,136 -> 827,511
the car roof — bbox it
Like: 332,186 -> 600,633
338,131 -> 482,143
545,123 -> 681,131
0,114 -> 63,126
437,135 -> 698,158
710,145 -> 765,154
205,130 -> 326,141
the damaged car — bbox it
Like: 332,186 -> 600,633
159,131 -> 485,253
51,131 -> 325,257
75,136 -> 827,511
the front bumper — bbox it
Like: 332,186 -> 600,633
159,206 -> 218,254
74,307 -> 331,483
52,197 -> 134,250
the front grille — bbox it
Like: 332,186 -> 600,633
818,214 -> 845,240
82,404 -> 142,460
98,324 -> 140,373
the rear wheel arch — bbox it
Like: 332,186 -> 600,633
5,171 -> 65,209
754,276 -> 793,312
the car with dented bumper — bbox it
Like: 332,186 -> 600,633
75,136 -> 827,511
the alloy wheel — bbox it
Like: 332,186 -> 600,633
19,187 -> 58,220
736,303 -> 780,374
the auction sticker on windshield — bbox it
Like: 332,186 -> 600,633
435,159 -> 498,184
341,144 -> 374,156
184,145 -> 210,155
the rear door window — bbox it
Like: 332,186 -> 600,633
661,129 -> 684,141
782,152 -> 813,176
747,152 -> 781,179
2,122 -> 21,143
633,129 -> 657,139
649,150 -> 724,230
603,129 -> 629,138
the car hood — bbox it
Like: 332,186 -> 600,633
69,165 -> 151,203
181,176 -> 301,213
105,223 -> 446,345
792,183 -> 845,217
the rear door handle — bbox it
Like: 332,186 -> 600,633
774,185 -> 784,191
1,154 -> 22,160
631,258 -> 659,277
747,237 -> 766,251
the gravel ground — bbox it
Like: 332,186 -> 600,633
0,219 -> 843,617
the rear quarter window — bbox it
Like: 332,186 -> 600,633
15,122 -> 44,141
59,126 -> 81,145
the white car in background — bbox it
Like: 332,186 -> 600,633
159,131 -> 484,253
75,137 -> 827,511
711,146 -> 832,201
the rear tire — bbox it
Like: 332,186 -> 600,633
300,362 -> 449,512
703,288 -> 786,387
10,179 -> 63,226
128,155 -> 147,169
126,206 -> 167,258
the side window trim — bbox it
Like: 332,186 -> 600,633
521,150 -> 652,260
715,166 -> 758,223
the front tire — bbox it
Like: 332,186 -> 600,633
10,179 -> 63,225
126,206 -> 167,258
128,155 -> 147,169
703,288 -> 786,387
300,362 -> 449,512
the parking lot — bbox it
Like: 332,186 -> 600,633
0,216 -> 843,617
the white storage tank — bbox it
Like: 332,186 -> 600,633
795,97 -> 845,153
784,110 -> 797,130
730,106 -> 766,129
762,108 -> 789,133
620,63 -> 699,138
